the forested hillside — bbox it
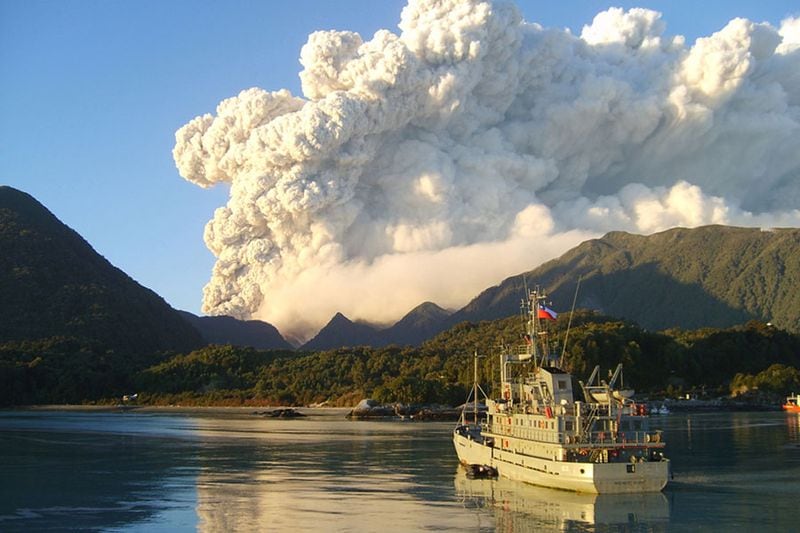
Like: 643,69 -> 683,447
451,226 -> 800,333
4,185 -> 800,407
0,186 -> 203,354
133,314 -> 800,408
0,186 -> 204,404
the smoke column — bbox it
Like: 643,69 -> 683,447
174,0 -> 800,341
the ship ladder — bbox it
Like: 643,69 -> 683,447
581,403 -> 599,441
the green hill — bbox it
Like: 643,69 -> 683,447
0,186 -> 203,354
451,226 -> 800,333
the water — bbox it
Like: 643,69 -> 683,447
1,409 -> 799,532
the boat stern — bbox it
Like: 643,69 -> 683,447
585,459 -> 670,494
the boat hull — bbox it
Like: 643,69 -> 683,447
783,404 -> 800,413
453,431 -> 669,494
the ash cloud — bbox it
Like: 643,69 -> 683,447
174,0 -> 800,341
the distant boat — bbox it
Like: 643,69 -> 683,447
651,404 -> 670,415
783,394 -> 800,413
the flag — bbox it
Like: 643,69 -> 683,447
538,305 -> 557,321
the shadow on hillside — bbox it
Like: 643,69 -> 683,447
448,261 -> 756,333
568,262 -> 755,331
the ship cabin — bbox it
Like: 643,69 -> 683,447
485,364 -> 665,465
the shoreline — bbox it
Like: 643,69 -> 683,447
5,404 -> 352,416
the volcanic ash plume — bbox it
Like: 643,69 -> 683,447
174,0 -> 800,340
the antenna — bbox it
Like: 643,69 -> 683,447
559,275 -> 582,368
520,275 -> 531,331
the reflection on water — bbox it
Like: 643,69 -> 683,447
190,414 -> 483,531
661,412 -> 800,531
0,411 -> 200,531
2,410 -> 800,531
454,468 -> 669,530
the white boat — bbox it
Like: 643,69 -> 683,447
652,404 -> 670,415
453,287 -> 670,494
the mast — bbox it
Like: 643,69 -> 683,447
472,350 -> 479,424
529,286 -> 552,368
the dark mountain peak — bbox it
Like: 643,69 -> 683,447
379,301 -> 452,346
409,301 -> 450,317
329,312 -> 351,324
178,311 -> 292,350
394,301 -> 451,330
1,185 -> 38,209
0,186 -> 204,355
301,312 -> 380,351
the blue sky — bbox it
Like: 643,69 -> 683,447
2,0 -> 797,315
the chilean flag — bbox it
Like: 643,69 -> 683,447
538,305 -> 558,321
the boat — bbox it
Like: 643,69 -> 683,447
651,404 -> 670,415
783,394 -> 800,413
452,287 -> 670,494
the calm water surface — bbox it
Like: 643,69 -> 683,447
1,409 -> 800,531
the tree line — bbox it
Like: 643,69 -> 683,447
3,311 -> 800,406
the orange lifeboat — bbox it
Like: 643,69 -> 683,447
783,394 -> 800,413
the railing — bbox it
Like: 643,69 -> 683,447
565,429 -> 663,446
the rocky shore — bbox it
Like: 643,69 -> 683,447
345,399 -> 462,420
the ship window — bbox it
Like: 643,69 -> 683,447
565,421 -> 574,431
558,379 -> 567,390
633,420 -> 642,431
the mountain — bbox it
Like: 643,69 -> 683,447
299,303 -> 452,350
279,225 -> 800,351
450,226 -> 800,333
300,312 -> 381,351
380,301 -> 452,345
179,311 -> 292,350
0,186 -> 204,355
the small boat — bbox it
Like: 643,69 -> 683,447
783,394 -> 800,413
452,286 -> 670,494
589,389 -> 635,403
466,464 -> 498,479
651,404 -> 670,415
